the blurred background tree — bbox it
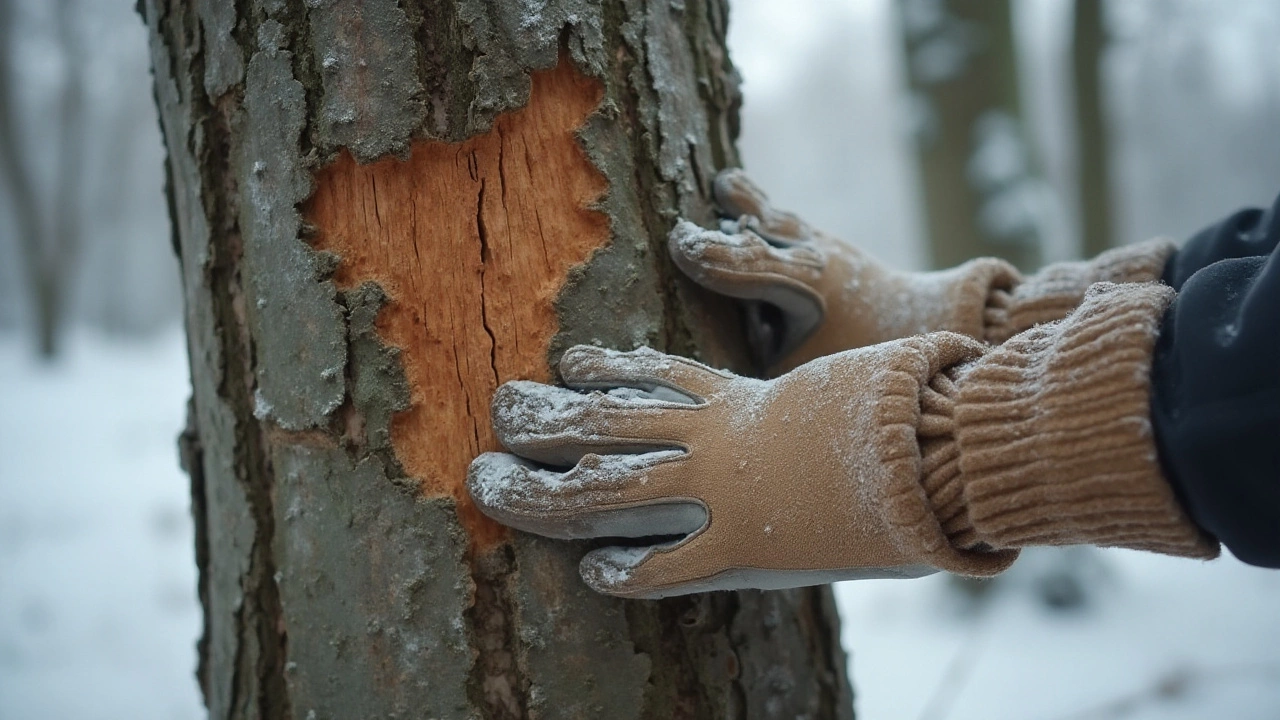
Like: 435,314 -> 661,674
0,0 -> 176,358
0,0 -> 84,357
895,0 -> 1046,271
1072,0 -> 1115,258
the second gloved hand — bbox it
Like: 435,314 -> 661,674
466,335 -> 1015,599
669,169 -> 1019,372
673,169 -> 1178,370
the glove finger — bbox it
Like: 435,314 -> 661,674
579,545 -> 666,598
712,168 -> 811,245
668,221 -> 825,347
669,222 -> 826,367
578,533 -> 721,599
669,220 -> 825,296
467,451 -> 705,540
558,345 -> 731,402
491,380 -> 696,467
580,541 -> 945,599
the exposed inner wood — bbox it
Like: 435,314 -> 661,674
306,62 -> 609,549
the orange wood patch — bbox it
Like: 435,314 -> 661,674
306,62 -> 609,549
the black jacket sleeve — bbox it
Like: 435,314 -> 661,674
1152,195 -> 1280,568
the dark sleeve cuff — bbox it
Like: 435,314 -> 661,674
1152,229 -> 1280,567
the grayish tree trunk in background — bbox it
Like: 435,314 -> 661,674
142,1 -> 852,718
0,0 -> 84,357
1072,0 -> 1114,258
0,0 -> 42,335
897,0 -> 1044,271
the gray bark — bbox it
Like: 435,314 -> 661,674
898,0 -> 1043,271
142,1 -> 853,718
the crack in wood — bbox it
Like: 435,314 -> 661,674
304,60 -> 608,551
303,60 -> 609,718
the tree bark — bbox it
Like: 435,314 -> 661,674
1072,0 -> 1114,258
897,0 -> 1043,271
142,1 -> 853,718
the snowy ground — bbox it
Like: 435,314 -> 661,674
838,553 -> 1280,720
4,329 -> 1280,720
0,329 -> 202,720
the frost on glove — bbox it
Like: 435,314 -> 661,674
669,169 -> 1019,372
468,334 -> 1015,599
671,169 -> 1177,370
467,285 -> 1215,599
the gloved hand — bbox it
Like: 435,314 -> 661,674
669,169 -> 1019,372
671,169 -> 1177,367
466,335 -> 1015,600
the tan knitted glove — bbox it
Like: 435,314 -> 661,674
671,169 -> 1178,368
467,334 -> 1016,600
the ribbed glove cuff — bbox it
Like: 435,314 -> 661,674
926,282 -> 1218,561
984,239 -> 1178,344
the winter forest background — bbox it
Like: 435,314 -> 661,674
3,0 -> 1280,718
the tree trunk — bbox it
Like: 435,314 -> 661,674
142,1 -> 853,718
1072,0 -> 1114,258
897,0 -> 1043,271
